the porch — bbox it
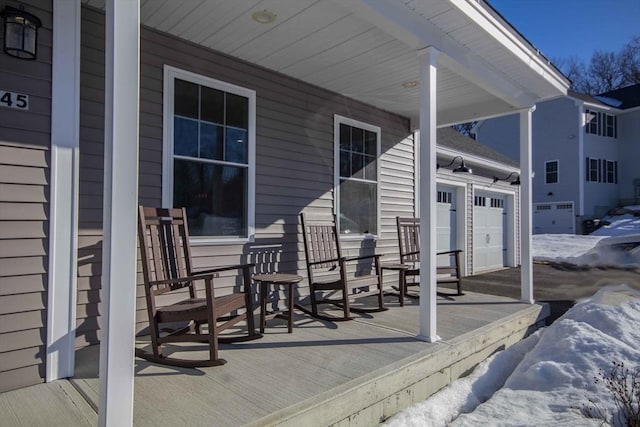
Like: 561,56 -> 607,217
1,289 -> 548,426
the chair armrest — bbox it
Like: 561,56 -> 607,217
436,249 -> 462,256
341,253 -> 383,263
148,273 -> 214,287
193,263 -> 255,274
307,259 -> 341,267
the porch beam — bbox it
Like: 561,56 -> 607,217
519,107 -> 535,304
98,1 -> 140,426
417,47 -> 440,343
342,1 -> 540,109
47,0 -> 81,382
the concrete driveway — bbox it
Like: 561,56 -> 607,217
445,263 -> 640,323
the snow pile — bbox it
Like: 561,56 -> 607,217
383,332 -> 541,427
383,286 -> 640,427
532,234 -> 605,261
532,206 -> 640,267
591,206 -> 640,237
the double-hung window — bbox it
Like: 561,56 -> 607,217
335,115 -> 380,236
163,66 -> 255,241
545,160 -> 558,184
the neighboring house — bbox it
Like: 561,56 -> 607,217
0,0 -> 568,420
476,84 -> 640,234
434,128 -> 521,275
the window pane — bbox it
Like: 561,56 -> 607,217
351,127 -> 364,153
339,179 -> 376,234
199,122 -> 223,160
340,149 -> 350,177
174,79 -> 199,119
225,128 -> 248,164
174,159 -> 247,237
364,155 -> 377,180
365,130 -> 377,155
546,162 -> 557,172
174,117 -> 198,157
226,93 -> 249,129
340,124 -> 351,150
200,86 -> 224,124
351,152 -> 364,179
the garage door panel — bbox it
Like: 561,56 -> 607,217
534,202 -> 574,234
474,193 -> 506,272
436,187 -> 456,267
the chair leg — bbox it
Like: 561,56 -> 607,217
310,286 -> 318,318
243,266 -> 257,337
342,288 -> 351,320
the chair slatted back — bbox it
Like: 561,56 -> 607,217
397,217 -> 420,263
138,206 -> 194,296
300,213 -> 342,270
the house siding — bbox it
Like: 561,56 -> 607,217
618,110 -> 640,202
77,7 -> 413,339
0,0 -> 52,392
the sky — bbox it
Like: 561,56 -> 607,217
487,0 -> 640,67
383,213 -> 640,426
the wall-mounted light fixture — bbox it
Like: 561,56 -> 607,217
492,172 -> 520,186
437,156 -> 472,174
1,5 -> 42,60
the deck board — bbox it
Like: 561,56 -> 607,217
1,290 -> 547,426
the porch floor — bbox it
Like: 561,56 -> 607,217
2,289 -> 548,427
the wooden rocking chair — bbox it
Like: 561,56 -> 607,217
136,206 -> 261,368
299,213 -> 386,321
396,217 -> 463,305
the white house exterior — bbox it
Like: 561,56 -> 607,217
0,0 -> 568,424
475,84 -> 640,234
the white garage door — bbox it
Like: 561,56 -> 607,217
473,192 -> 506,272
436,186 -> 456,267
533,202 -> 575,234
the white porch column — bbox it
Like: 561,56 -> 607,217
519,107 -> 535,304
417,47 -> 440,342
47,0 -> 81,382
98,1 -> 140,426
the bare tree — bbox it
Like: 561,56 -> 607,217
556,34 -> 640,95
451,122 -> 477,139
585,50 -> 625,94
620,35 -> 640,86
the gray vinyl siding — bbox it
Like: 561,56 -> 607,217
78,7 -> 413,337
0,0 -> 52,392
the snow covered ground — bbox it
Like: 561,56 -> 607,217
533,208 -> 640,267
383,209 -> 640,426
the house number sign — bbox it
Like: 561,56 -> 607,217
0,90 -> 29,110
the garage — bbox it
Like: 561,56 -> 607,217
533,202 -> 575,234
473,192 -> 506,272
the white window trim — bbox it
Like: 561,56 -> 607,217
545,160 -> 559,184
333,114 -> 381,239
162,65 -> 256,244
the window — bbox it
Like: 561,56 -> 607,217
335,115 -> 380,236
586,157 -> 617,184
437,191 -> 452,204
474,196 -> 486,207
545,160 -> 558,184
585,109 -> 617,138
490,198 -> 504,208
163,66 -> 255,241
586,109 -> 598,135
606,160 -> 618,183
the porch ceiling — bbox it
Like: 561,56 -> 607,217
82,0 -> 569,126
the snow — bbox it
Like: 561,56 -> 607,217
532,207 -> 640,267
383,208 -> 640,426
384,286 -> 640,427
